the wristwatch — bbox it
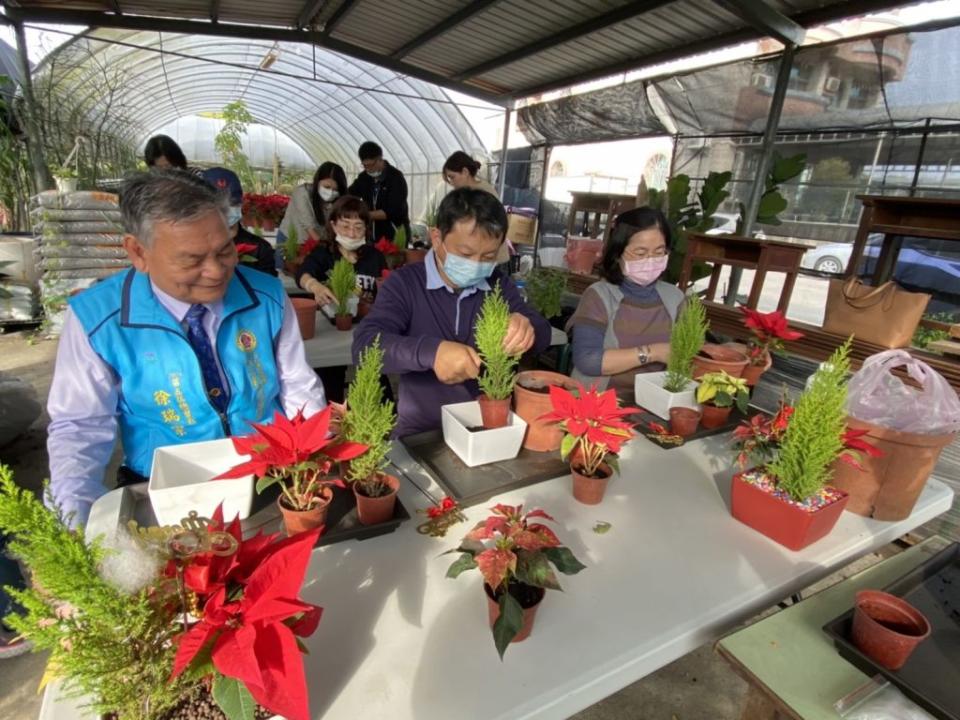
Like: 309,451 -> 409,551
636,345 -> 650,366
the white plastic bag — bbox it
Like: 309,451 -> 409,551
846,350 -> 960,434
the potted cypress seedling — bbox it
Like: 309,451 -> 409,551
328,257 -> 357,331
473,284 -> 521,429
730,339 -> 860,550
695,370 -> 750,428
634,294 -> 707,419
445,503 -> 586,658
342,337 -> 401,525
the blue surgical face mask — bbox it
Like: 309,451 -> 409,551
441,244 -> 495,288
227,205 -> 242,227
367,170 -> 382,179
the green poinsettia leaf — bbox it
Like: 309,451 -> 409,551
542,546 -> 587,576
446,552 -> 477,579
514,551 -> 561,591
593,521 -> 612,534
493,592 -> 524,660
560,433 -> 577,461
212,675 -> 256,720
255,474 -> 281,494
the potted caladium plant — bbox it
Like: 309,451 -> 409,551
445,503 -> 586,658
695,370 -> 750,429
329,257 -> 357,331
342,337 -> 400,525
474,283 -> 521,429
215,406 -> 367,536
739,307 -> 804,386
730,339 -> 873,550
539,383 -> 638,504
635,294 -> 707,419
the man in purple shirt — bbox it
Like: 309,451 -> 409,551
353,188 -> 551,437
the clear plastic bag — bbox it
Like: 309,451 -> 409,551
846,349 -> 960,434
836,677 -> 936,720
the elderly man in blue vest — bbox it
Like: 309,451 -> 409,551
46,171 -> 326,528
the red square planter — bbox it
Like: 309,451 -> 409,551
731,471 -> 850,551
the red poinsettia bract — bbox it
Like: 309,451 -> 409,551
374,237 -> 400,256
838,428 -> 884,471
739,307 -> 804,365
464,504 -> 561,591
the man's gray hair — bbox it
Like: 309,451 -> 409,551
120,170 -> 229,246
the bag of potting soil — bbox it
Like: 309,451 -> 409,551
37,245 -> 128,259
36,221 -> 124,235
846,350 -> 960,434
31,190 -> 119,211
39,259 -> 130,273
35,233 -> 124,246
30,207 -> 123,223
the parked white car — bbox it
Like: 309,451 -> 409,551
800,243 -> 854,274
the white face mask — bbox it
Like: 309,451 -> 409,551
318,187 -> 339,202
336,234 -> 365,251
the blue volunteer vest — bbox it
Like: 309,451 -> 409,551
69,266 -> 286,477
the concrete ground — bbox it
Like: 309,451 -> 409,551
0,330 -> 938,720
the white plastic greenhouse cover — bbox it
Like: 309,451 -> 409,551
34,27 -> 494,214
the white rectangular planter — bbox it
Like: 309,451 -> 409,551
441,401 -> 527,467
148,438 -> 254,526
634,371 -> 700,420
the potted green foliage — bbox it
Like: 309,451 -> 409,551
342,337 -> 400,525
634,294 -> 707,419
695,370 -> 749,428
445,503 -> 586,658
524,266 -> 566,322
473,283 -> 521,429
328,257 -> 357,331
52,166 -> 78,193
730,339 -> 858,550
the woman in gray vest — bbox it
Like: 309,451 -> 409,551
568,207 -> 685,399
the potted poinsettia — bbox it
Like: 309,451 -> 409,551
445,503 -> 586,658
329,257 -> 357,331
730,339 -> 867,550
215,406 -> 367,536
474,283 -> 521,428
635,294 -> 707,419
342,337 -> 400,525
695,370 -> 750,429
539,383 -> 639,505
739,306 -> 804,386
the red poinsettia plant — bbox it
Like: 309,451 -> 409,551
374,237 -> 401,256
169,506 -> 321,720
539,383 -> 639,478
215,406 -> 367,511
445,503 -> 585,658
739,307 -> 804,366
242,193 -> 290,227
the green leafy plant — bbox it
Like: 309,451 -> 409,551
213,100 -> 256,189
525,266 -> 566,320
424,197 -> 441,228
328,258 -> 357,316
912,312 -> 954,350
342,337 -> 397,497
51,166 -> 77,179
767,339 -> 852,501
737,153 -> 806,231
392,224 -> 408,251
282,224 -> 299,262
445,503 -> 585,658
695,370 -> 749,412
663,294 -> 708,392
474,284 -> 520,400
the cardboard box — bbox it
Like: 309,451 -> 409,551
506,213 -> 538,245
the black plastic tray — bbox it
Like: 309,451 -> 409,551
401,430 -> 570,507
634,406 -> 752,449
823,543 -> 960,720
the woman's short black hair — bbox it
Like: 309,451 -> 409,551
310,161 -> 348,224
443,151 -> 481,178
328,195 -> 370,226
143,135 -> 188,169
437,187 -> 507,242
600,206 -> 672,285
358,141 -> 383,161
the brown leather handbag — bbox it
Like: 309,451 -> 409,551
822,278 -> 930,348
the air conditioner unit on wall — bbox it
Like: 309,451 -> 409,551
751,72 -> 771,89
825,76 -> 842,93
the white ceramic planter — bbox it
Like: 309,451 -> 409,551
55,177 -> 77,193
441,401 -> 527,467
634,371 -> 700,420
148,438 -> 254,526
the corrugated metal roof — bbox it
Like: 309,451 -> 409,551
3,0 -> 920,102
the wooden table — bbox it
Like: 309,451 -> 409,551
678,233 -> 813,312
565,191 -> 636,242
716,536 -> 951,720
43,431 -> 954,720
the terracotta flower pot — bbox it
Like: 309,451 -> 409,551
283,260 -> 300,277
353,473 -> 400,526
731,471 -> 849,551
404,248 -> 427,264
357,299 -> 372,319
830,416 -> 957,521
692,343 -> 749,380
669,407 -> 701,437
485,581 -> 545,644
852,590 -> 931,670
513,370 -> 578,452
700,403 -> 731,429
741,351 -> 773,387
277,486 -> 333,536
568,249 -> 598,275
335,313 -> 353,331
289,297 -> 317,340
478,394 -> 511,429
571,461 -> 612,505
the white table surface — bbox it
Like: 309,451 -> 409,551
43,432 -> 953,720
302,313 -> 568,368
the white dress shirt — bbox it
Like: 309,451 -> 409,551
47,279 -> 326,527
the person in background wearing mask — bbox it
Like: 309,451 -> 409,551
352,188 -> 550,437
443,151 -> 498,197
348,141 -> 409,243
279,162 -> 348,246
202,167 -> 276,276
568,207 -> 685,401
144,134 -> 188,170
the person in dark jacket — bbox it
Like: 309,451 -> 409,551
201,167 -> 276,276
348,141 -> 409,243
